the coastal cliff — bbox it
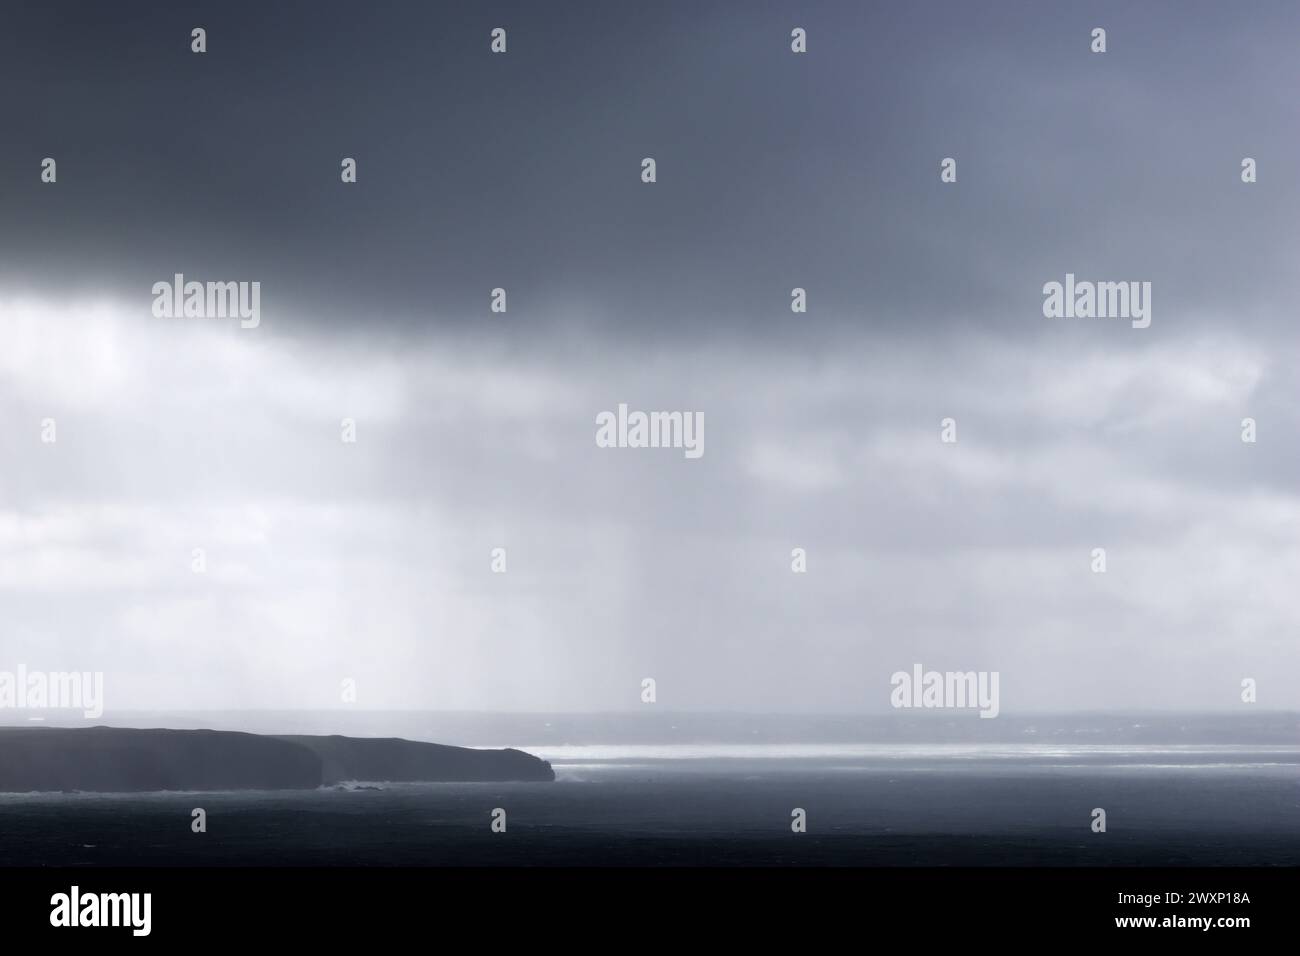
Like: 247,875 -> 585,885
275,734 -> 555,784
0,726 -> 554,792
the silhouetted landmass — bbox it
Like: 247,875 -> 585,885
0,727 -> 319,792
275,735 -> 554,784
0,727 -> 554,793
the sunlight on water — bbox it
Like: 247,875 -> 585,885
518,742 -> 1300,763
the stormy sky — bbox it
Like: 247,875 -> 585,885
1,0 -> 1297,713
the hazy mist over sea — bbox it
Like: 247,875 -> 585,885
3,709 -> 1298,747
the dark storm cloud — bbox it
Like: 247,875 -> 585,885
2,0 -> 1299,340
2,1 -> 1299,713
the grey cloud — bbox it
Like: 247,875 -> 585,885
2,1 -> 1298,715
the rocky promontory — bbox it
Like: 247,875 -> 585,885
0,726 -> 555,792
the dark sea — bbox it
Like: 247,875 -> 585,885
2,712 -> 1298,867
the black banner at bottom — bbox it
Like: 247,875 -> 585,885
0,867 -> 1285,942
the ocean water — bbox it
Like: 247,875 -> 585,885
2,741 -> 1298,866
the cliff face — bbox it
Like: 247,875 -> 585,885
276,735 -> 556,784
0,727 -> 554,792
0,727 -> 321,792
